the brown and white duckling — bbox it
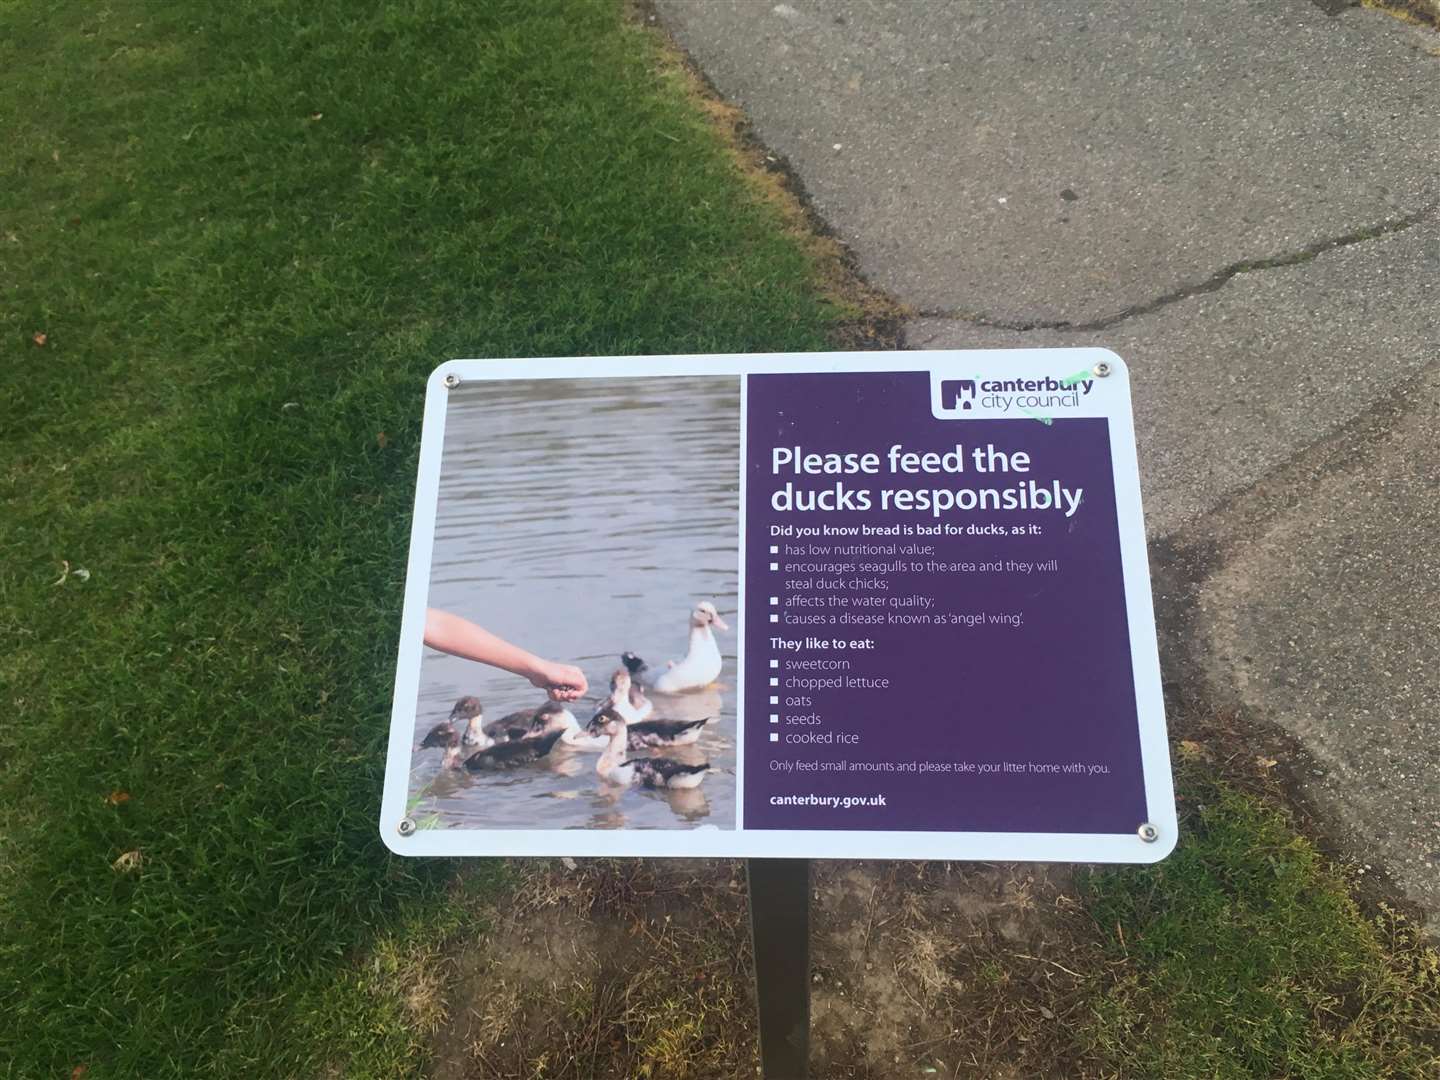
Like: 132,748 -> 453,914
609,664 -> 654,721
486,699 -> 604,750
593,711 -> 709,789
462,727 -> 565,771
416,696 -> 493,754
482,700 -> 569,743
588,695 -> 709,750
644,601 -> 727,694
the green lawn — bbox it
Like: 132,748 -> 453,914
1079,762 -> 1439,1079
2,2 -> 1435,1078
0,2 -> 842,1076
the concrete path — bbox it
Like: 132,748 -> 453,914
657,0 -> 1440,922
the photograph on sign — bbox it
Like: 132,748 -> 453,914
381,350 -> 1176,862
404,375 -> 739,833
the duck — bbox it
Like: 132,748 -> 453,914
482,700 -> 569,743
609,665 -> 654,721
588,701 -> 709,751
630,601 -> 728,694
416,696 -> 493,754
484,698 -> 606,751
592,712 -> 709,790
462,727 -> 566,771
552,704 -> 607,750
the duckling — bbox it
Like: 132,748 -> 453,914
609,665 -> 654,721
416,696 -> 493,753
552,703 -> 607,750
488,699 -> 604,750
482,700 -> 568,743
587,703 -> 710,752
462,728 -> 566,771
645,601 -> 727,694
593,712 -> 710,790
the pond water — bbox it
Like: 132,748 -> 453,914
408,374 -> 740,830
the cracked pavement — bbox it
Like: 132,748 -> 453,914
656,0 -> 1440,922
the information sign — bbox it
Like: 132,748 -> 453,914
381,350 -> 1176,862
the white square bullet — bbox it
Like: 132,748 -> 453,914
769,713 -> 778,723
769,659 -> 779,668
769,695 -> 779,705
769,677 -> 779,687
769,732 -> 779,742
769,545 -> 779,554
769,596 -> 779,605
769,613 -> 779,623
769,562 -> 779,571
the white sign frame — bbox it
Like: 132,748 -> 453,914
380,349 -> 1176,862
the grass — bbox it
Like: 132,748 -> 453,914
0,1 -> 845,1076
1079,762 -> 1440,1079
2,1 -> 1437,1077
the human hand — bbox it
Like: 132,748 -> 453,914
528,659 -> 588,701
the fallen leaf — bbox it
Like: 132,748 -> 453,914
111,850 -> 143,874
1039,1005 -> 1056,1020
69,216 -> 81,226
32,331 -> 48,347
105,790 -> 131,806
52,149 -> 60,162
74,567 -> 90,582
1256,756 -> 1278,770
1177,739 -> 1207,759
72,1066 -> 88,1080
376,431 -> 389,449
51,560 -> 70,586
310,112 -> 324,121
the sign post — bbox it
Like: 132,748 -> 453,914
380,349 -> 1176,1076
748,858 -> 811,1079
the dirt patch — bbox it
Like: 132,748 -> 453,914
428,860 -> 754,1079
808,862 -> 1092,1079
425,858 -> 1096,1079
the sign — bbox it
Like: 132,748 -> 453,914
380,350 -> 1176,862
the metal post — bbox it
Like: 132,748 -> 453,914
747,858 -> 810,1080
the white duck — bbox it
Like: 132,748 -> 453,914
639,601 -> 728,694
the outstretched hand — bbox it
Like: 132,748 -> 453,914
529,660 -> 588,702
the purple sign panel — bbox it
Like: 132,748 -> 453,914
744,370 -> 1149,836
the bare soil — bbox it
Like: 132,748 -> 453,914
426,858 -> 1096,1079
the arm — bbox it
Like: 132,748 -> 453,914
423,609 -> 588,701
